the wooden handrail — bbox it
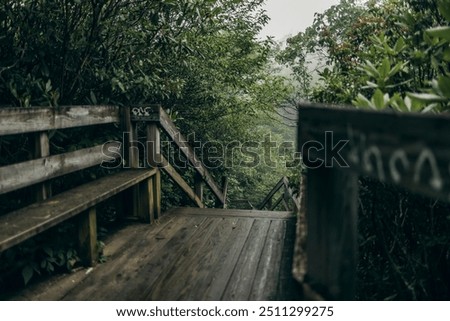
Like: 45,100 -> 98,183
297,102 -> 450,300
133,105 -> 226,207
258,176 -> 300,211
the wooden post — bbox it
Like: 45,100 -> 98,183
136,178 -> 151,223
214,176 -> 228,208
153,169 -> 161,218
78,207 -> 98,266
33,132 -> 52,201
305,167 -> 358,300
146,123 -> 161,167
122,106 -> 141,218
146,123 -> 161,220
194,173 -> 204,203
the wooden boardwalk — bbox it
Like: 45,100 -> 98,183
10,208 -> 302,301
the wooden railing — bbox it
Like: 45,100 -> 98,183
0,104 -> 227,266
295,103 -> 450,300
258,177 -> 300,212
130,105 -> 228,208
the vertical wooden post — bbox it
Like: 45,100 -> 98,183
122,106 -> 141,218
146,123 -> 161,167
194,173 -> 204,203
78,207 -> 98,266
305,167 -> 358,300
153,169 -> 161,219
214,176 -> 228,208
147,123 -> 161,219
137,177 -> 153,223
33,132 -> 52,201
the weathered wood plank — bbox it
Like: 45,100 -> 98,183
0,169 -> 157,252
33,131 -> 52,201
172,217 -> 243,300
146,123 -> 161,167
173,207 -> 295,220
153,170 -> 161,219
155,106 -> 225,204
249,220 -> 285,300
62,215 -> 198,300
258,177 -> 285,210
299,104 -> 450,202
305,167 -> 358,300
277,218 -> 303,300
194,172 -> 204,203
200,218 -> 255,300
222,219 -> 271,300
6,209 -> 299,301
0,106 -> 120,135
77,207 -> 98,266
121,216 -> 209,300
0,142 -> 121,195
146,217 -> 223,300
160,156 -> 204,208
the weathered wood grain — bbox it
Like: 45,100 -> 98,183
249,220 -> 285,300
258,177 -> 285,210
0,142 -> 121,195
305,167 -> 358,300
160,156 -> 204,208
6,209 -> 300,301
62,215 -> 199,300
156,106 -> 225,204
0,106 -> 120,135
33,131 -> 52,201
122,216 -> 209,300
172,207 -> 295,220
77,207 -> 98,266
172,217 -> 243,300
299,104 -> 450,202
0,169 -> 157,252
221,219 -> 271,300
145,217 -> 223,300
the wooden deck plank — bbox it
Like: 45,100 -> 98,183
145,217 -> 225,300
63,215 -> 201,300
190,218 -> 255,300
122,216 -> 211,300
151,217 -> 246,300
221,219 -> 271,300
277,218 -> 303,300
172,207 -> 295,220
6,208 -> 301,301
249,220 -> 285,300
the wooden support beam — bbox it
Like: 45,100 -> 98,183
153,170 -> 162,219
146,123 -> 161,167
78,207 -> 98,266
160,156 -> 204,208
305,167 -> 358,300
0,106 -> 120,136
258,177 -> 285,210
33,132 -> 52,201
194,173 -> 204,203
0,142 -> 121,195
155,106 -> 225,205
122,106 -> 141,218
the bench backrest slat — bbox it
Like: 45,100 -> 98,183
0,142 -> 121,195
0,106 -> 120,135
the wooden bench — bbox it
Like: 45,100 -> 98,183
0,106 -> 161,265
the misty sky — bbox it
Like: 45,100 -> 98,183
260,0 -> 341,40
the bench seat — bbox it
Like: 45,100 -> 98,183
0,169 -> 157,253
